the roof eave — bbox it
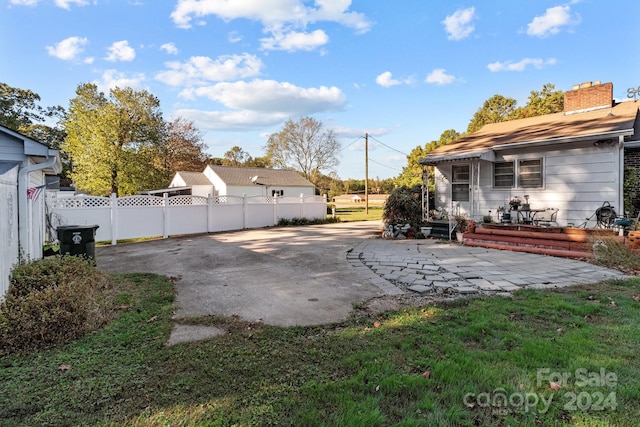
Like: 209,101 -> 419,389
492,128 -> 634,151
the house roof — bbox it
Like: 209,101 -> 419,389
0,161 -> 20,175
420,100 -> 639,164
207,165 -> 315,187
176,171 -> 212,186
0,125 -> 62,173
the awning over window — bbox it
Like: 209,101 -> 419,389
419,149 -> 495,165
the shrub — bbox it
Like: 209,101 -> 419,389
277,217 -> 340,226
382,184 -> 423,228
0,256 -> 114,355
591,236 -> 640,273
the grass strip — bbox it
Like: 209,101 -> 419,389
1,274 -> 638,426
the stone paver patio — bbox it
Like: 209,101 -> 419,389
348,238 -> 631,297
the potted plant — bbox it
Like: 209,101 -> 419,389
453,213 -> 469,242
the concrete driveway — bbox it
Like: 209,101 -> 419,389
96,221 -> 388,327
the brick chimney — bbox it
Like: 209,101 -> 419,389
564,81 -> 613,114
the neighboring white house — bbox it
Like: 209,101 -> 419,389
420,81 -> 640,227
0,125 -> 61,297
163,165 -> 317,197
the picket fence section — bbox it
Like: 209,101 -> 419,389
47,193 -> 327,244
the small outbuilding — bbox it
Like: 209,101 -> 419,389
158,165 -> 317,197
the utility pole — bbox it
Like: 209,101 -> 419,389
365,133 -> 369,215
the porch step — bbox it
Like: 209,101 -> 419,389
429,221 -> 453,239
462,226 -> 620,259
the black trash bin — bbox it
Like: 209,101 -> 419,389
57,225 -> 100,259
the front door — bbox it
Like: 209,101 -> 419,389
451,164 -> 471,215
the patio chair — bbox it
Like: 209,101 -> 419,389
532,208 -> 559,227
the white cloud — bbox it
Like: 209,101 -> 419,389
156,54 -> 263,86
170,0 -> 371,53
375,71 -> 414,88
487,57 -> 557,72
332,125 -> 390,140
442,7 -> 476,40
11,0 -> 89,7
376,71 -> 400,88
260,29 -> 329,51
105,40 -> 136,62
10,0 -> 40,5
160,42 -> 179,55
527,5 -> 579,37
175,77 -> 348,132
55,0 -> 88,9
46,36 -> 88,60
425,69 -> 456,85
94,69 -> 146,93
182,79 -> 346,115
228,31 -> 242,43
170,0 -> 372,32
174,109 -> 290,131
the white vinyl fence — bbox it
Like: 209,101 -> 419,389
47,193 -> 327,244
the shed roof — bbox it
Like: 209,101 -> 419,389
207,165 -> 315,187
421,100 -> 639,164
176,171 -> 212,186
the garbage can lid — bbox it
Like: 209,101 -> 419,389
57,225 -> 100,230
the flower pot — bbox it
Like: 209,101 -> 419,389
456,232 -> 464,242
420,227 -> 433,236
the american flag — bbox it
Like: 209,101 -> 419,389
27,185 -> 46,201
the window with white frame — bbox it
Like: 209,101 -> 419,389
451,165 -> 470,201
518,159 -> 542,188
494,161 -> 514,188
492,158 -> 542,188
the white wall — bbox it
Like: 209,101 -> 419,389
0,165 -> 19,299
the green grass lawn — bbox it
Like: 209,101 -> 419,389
1,273 -> 639,426
331,206 -> 384,222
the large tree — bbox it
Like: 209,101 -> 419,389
158,117 -> 207,182
265,116 -> 340,185
466,94 -> 518,134
395,129 -> 461,187
223,146 -> 250,166
0,82 -> 69,182
514,83 -> 564,118
63,83 -> 166,196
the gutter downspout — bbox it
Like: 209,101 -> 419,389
18,156 -> 58,260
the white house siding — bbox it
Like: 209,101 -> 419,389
204,168 -> 228,195
0,164 -> 19,299
190,185 -> 215,197
433,142 -> 621,227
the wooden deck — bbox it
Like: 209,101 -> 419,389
462,224 -> 622,259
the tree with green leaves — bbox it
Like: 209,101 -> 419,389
265,116 -> 340,186
0,82 -> 70,183
395,129 -> 461,187
63,83 -> 166,196
466,94 -> 518,134
514,83 -> 564,118
223,146 -> 250,166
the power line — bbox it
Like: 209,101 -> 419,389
369,157 -> 403,171
339,135 -> 364,152
368,135 -> 409,156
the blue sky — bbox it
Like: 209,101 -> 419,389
2,0 -> 639,181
